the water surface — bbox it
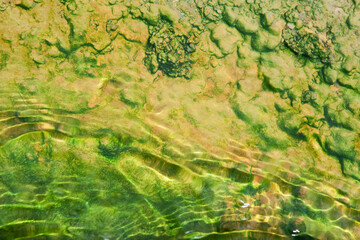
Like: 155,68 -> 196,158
0,0 -> 360,239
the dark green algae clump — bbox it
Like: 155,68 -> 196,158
144,21 -> 198,79
282,4 -> 335,63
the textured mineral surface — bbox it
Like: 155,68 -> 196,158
0,0 -> 360,239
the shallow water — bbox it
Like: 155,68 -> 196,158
0,0 -> 360,239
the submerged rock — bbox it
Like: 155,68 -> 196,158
210,22 -> 242,55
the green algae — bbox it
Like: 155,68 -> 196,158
210,22 -> 242,55
144,20 -> 197,78
0,0 -> 360,239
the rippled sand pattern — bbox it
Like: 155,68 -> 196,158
1,0 -> 360,239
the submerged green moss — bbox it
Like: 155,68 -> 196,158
0,0 -> 360,239
144,21 -> 197,78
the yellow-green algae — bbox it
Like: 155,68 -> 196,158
0,0 -> 360,239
